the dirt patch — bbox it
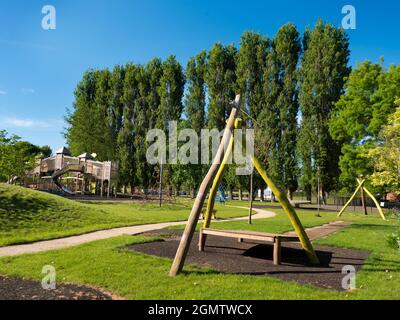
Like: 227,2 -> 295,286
129,230 -> 369,291
0,275 -> 117,300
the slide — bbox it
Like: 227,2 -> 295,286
51,164 -> 84,195
216,186 -> 227,203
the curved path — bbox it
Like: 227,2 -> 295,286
0,206 -> 275,257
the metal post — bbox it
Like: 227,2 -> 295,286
317,166 -> 321,217
249,172 -> 253,224
159,156 -> 163,208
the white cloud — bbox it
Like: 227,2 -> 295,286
21,88 -> 35,94
0,90 -> 6,95
0,117 -> 58,128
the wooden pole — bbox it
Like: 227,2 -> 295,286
169,95 -> 241,277
360,184 -> 368,215
252,156 -> 319,264
249,172 -> 253,224
159,156 -> 163,208
317,166 -> 321,217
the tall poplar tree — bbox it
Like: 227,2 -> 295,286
298,20 -> 350,200
184,50 -> 207,194
275,23 -> 301,198
108,65 -> 125,160
206,43 -> 237,130
117,63 -> 140,190
65,70 -> 98,156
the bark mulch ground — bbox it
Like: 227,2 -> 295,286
0,276 -> 115,300
129,229 -> 370,291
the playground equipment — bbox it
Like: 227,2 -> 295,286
169,95 -> 319,276
216,185 -> 227,203
338,178 -> 386,220
28,147 -> 118,197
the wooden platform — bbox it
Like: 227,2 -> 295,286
199,228 -> 299,265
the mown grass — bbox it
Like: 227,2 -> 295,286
0,184 -> 248,246
0,207 -> 398,299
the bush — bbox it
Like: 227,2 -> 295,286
387,208 -> 400,249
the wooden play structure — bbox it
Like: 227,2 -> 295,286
27,147 -> 118,197
337,178 -> 386,220
169,95 -> 319,276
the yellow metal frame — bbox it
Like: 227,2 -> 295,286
338,178 -> 386,220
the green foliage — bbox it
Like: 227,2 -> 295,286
298,20 -> 351,196
330,61 -> 383,144
65,69 -> 115,160
182,51 -> 207,192
0,131 -> 44,182
365,101 -> 400,193
330,62 -> 400,192
157,55 -> 185,129
206,43 -> 237,130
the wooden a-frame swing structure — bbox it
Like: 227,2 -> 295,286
169,95 -> 320,276
337,178 -> 386,220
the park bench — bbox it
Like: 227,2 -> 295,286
199,228 -> 300,265
289,200 -> 311,208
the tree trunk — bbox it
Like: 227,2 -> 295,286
239,188 -> 243,201
360,186 -> 368,215
305,185 -> 312,202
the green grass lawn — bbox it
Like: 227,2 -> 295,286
0,183 -> 249,246
0,206 -> 398,299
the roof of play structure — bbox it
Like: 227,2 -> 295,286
56,147 -> 71,155
78,152 -> 95,160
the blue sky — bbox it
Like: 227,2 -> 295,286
0,0 -> 399,152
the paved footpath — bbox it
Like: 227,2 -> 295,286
0,206 -> 275,257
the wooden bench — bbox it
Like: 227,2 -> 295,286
199,228 -> 300,265
289,200 -> 311,208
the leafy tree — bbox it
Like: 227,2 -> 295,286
275,23 -> 301,198
329,61 -> 383,190
365,100 -> 400,193
0,131 -> 38,182
236,32 -> 269,119
146,58 -> 163,130
65,70 -> 97,156
298,20 -> 350,200
258,42 -> 281,184
117,63 -> 140,190
93,69 -> 114,160
66,69 -> 114,160
157,55 -> 185,130
330,61 -> 400,191
206,43 -> 237,130
329,61 -> 383,144
108,65 -> 125,159
157,55 -> 185,193
183,51 -> 207,195
370,65 -> 400,135
236,32 -> 269,198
